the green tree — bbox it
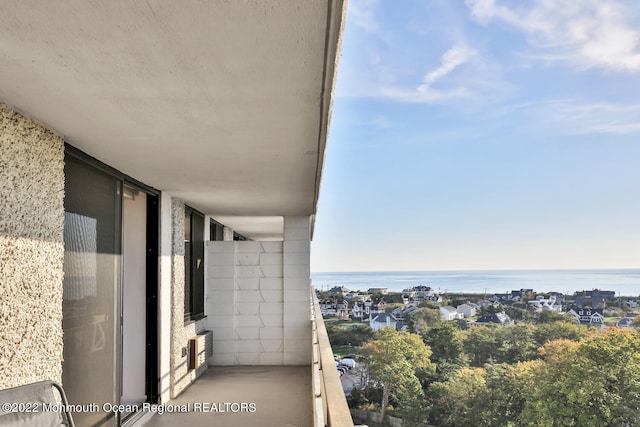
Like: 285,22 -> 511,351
536,310 -> 566,324
430,360 -> 544,427
496,323 -> 538,364
327,324 -> 373,346
410,307 -> 441,334
504,305 -> 532,322
423,322 -> 464,363
429,367 -> 486,427
462,325 -> 500,367
480,304 -> 502,315
366,329 -> 435,421
423,322 -> 467,381
522,330 -> 640,426
478,362 -> 536,426
462,324 -> 538,366
532,321 -> 584,348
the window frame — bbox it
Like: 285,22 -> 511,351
210,218 -> 225,241
184,206 -> 205,322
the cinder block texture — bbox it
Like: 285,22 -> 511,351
207,230 -> 313,367
0,103 -> 64,388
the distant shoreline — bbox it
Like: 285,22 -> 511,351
311,269 -> 640,297
312,267 -> 640,274
318,289 -> 640,298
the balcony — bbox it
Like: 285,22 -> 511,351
311,287 -> 355,427
141,286 -> 352,427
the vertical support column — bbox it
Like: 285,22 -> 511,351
203,215 -> 211,316
203,215 -> 211,242
283,216 -> 312,365
158,192 -> 173,402
223,226 -> 234,241
168,198 -> 186,397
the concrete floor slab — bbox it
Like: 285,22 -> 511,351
142,366 -> 312,427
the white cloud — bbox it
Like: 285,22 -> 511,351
420,45 -> 476,89
465,0 -> 640,72
387,45 -> 476,103
382,85 -> 471,104
466,0 -> 519,26
563,103 -> 640,135
588,122 -> 640,134
510,100 -> 640,135
348,0 -> 381,33
337,43 -> 478,103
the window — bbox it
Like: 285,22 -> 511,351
233,231 -> 248,241
210,219 -> 224,241
63,145 -> 160,420
184,206 -> 204,321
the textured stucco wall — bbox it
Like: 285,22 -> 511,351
0,103 -> 65,388
170,198 -> 207,398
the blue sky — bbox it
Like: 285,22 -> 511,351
311,0 -> 640,272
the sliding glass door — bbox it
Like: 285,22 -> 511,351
63,157 -> 120,426
63,150 -> 159,426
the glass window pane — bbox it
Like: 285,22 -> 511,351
63,157 -> 120,427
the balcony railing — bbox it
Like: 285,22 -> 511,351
311,285 -> 354,427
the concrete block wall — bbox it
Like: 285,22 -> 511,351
283,216 -> 312,365
0,103 -> 65,388
206,216 -> 312,366
207,241 -> 284,365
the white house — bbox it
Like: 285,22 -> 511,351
440,306 -> 464,321
457,303 -> 478,318
392,303 -> 419,319
369,313 -> 398,332
402,288 -> 416,300
529,296 -> 562,313
403,285 -> 438,301
351,302 -> 366,320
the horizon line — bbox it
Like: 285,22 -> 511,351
311,267 -> 640,274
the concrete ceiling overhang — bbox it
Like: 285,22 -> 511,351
0,0 -> 346,240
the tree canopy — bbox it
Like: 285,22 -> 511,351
428,328 -> 640,427
365,328 -> 435,421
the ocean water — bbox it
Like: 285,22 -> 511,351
311,269 -> 640,297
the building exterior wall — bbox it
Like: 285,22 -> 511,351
0,103 -> 65,388
169,198 -> 208,398
0,101 -> 316,408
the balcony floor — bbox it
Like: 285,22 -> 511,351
142,366 -> 312,427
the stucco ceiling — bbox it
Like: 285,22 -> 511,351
0,0 -> 346,240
